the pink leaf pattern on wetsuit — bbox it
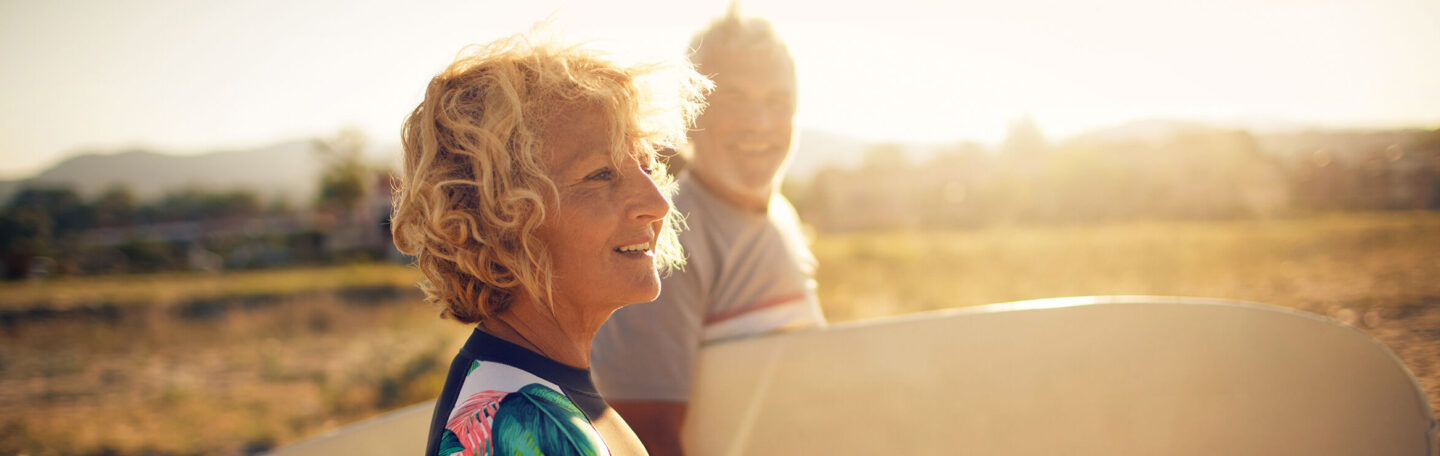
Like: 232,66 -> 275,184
445,390 -> 507,455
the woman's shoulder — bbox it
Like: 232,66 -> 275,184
436,360 -> 609,456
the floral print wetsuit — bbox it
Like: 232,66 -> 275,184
426,329 -> 646,456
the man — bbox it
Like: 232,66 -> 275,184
590,9 -> 825,455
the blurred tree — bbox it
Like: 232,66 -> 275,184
1002,115 -> 1049,158
144,188 -> 263,223
1,186 -> 90,278
314,128 -> 370,213
8,187 -> 91,235
0,211 -> 49,279
862,143 -> 910,170
113,237 -> 175,273
92,185 -> 138,227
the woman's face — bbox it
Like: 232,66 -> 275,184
535,106 -> 671,314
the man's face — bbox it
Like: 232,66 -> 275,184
690,49 -> 797,206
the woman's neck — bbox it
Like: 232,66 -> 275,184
478,296 -> 608,369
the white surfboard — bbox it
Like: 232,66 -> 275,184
685,296 -> 1435,455
269,297 -> 1437,455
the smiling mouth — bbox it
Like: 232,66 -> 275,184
614,242 -> 654,257
732,142 -> 778,155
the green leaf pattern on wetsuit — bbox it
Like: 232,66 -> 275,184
491,383 -> 602,456
439,361 -> 605,456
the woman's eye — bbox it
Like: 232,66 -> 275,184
585,168 -> 615,182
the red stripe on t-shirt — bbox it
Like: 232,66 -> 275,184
703,292 -> 808,326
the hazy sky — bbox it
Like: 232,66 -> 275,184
2,0 -> 1437,178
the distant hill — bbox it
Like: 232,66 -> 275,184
1068,118 -> 1347,146
1068,119 -> 1221,145
3,122 -> 1429,206
791,121 -> 1274,181
1069,119 -> 1438,163
0,140 -> 401,204
0,129 -> 874,205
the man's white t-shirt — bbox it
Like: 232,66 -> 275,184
591,173 -> 826,401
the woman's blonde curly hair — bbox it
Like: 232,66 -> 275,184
391,34 -> 711,324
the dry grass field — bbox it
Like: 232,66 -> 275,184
1,211 -> 1435,455
0,266 -> 466,455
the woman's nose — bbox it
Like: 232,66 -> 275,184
629,166 -> 671,223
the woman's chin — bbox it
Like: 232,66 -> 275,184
627,279 -> 662,305
592,279 -> 661,311
632,285 -> 662,305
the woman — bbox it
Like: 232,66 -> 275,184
390,33 -> 710,456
